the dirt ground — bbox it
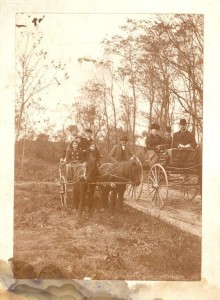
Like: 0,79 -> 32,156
14,181 -> 201,281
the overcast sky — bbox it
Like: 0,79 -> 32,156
16,13 -> 155,104
16,13 -> 156,135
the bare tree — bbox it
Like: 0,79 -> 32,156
15,15 -> 69,141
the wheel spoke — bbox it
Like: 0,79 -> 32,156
159,188 -> 166,199
158,190 -> 165,206
158,177 -> 166,185
157,167 -> 162,183
151,169 -> 157,183
149,186 -> 156,195
159,184 -> 167,189
149,175 -> 156,184
154,167 -> 158,183
152,190 -> 157,203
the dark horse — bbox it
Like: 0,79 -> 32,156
96,157 -> 142,215
72,156 -> 142,217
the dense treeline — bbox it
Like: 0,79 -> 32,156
15,14 -> 203,178
73,14 -> 203,149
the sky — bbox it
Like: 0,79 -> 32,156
16,13 -> 156,136
16,13 -> 153,103
15,13 -> 191,139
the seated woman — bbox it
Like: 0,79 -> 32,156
145,123 -> 163,167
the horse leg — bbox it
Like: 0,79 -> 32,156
118,185 -> 126,209
110,189 -> 117,216
87,185 -> 95,217
101,187 -> 109,209
78,181 -> 87,219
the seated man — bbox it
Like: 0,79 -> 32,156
145,123 -> 163,167
173,118 -> 197,149
166,118 -> 197,164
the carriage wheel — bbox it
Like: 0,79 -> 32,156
181,175 -> 199,201
148,164 -> 168,209
125,180 -> 144,201
59,175 -> 67,206
124,157 -> 144,201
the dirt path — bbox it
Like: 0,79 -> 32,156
125,183 -> 201,237
13,181 -> 201,280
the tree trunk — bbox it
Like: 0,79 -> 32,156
20,137 -> 26,175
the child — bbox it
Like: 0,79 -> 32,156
66,140 -> 83,164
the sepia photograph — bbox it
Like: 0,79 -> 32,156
13,12 -> 203,281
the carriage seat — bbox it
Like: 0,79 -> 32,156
168,148 -> 197,166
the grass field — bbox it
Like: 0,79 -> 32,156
13,181 -> 201,280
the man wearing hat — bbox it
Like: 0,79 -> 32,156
162,126 -> 172,148
79,128 -> 93,150
78,128 -> 94,161
145,123 -> 163,167
108,135 -> 133,163
173,119 -> 197,149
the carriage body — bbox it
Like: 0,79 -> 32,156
147,147 -> 202,209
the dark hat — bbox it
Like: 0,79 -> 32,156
75,135 -> 82,139
179,119 -> 187,125
90,141 -> 95,145
150,123 -> 160,130
120,135 -> 129,142
85,128 -> 92,133
165,126 -> 171,132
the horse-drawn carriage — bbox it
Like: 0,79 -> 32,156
58,146 -> 201,214
145,145 -> 202,209
58,156 -> 143,216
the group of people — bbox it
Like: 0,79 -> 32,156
145,118 -> 197,166
61,117 -> 197,170
61,128 -> 101,166
61,129 -> 135,167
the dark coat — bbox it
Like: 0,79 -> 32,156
78,137 -> 94,161
78,137 -> 93,151
145,134 -> 163,151
162,136 -> 172,148
172,130 -> 197,148
108,144 -> 133,162
66,146 -> 83,163
85,147 -> 101,163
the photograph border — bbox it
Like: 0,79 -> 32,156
1,0 -> 220,298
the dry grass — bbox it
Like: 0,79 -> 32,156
13,182 -> 201,280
